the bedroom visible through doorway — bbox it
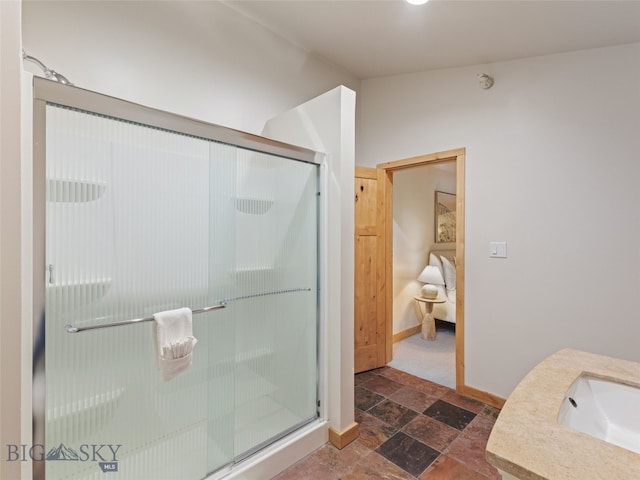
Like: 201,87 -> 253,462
376,148 -> 466,394
386,161 -> 458,389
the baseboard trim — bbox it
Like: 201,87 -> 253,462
458,384 -> 506,409
392,325 -> 421,343
392,325 -> 506,410
328,422 -> 359,449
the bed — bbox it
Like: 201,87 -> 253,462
426,249 -> 456,324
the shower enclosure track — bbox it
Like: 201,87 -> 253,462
64,287 -> 312,333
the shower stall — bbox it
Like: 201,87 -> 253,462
32,78 -> 323,479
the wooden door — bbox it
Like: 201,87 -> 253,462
354,167 -> 387,373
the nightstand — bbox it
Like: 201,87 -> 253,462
413,295 -> 446,340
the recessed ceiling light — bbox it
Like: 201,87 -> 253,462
406,0 -> 429,5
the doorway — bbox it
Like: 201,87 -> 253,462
388,161 -> 457,388
378,148 -> 466,392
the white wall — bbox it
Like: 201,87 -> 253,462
21,1 -> 359,134
1,1 -> 27,479
358,43 -> 640,398
393,164 -> 455,334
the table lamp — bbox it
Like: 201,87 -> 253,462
417,265 -> 445,299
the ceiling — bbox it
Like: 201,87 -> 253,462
224,0 -> 640,79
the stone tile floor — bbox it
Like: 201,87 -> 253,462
274,367 -> 501,479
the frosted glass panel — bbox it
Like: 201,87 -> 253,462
233,149 -> 318,456
43,104 -> 318,480
45,105 -> 233,479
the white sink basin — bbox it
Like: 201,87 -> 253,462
558,374 -> 640,454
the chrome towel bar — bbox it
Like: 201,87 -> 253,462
64,287 -> 311,333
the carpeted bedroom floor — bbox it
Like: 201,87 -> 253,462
387,326 -> 456,389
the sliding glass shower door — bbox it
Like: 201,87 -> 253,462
40,100 -> 319,480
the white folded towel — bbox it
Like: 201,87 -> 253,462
152,307 -> 198,382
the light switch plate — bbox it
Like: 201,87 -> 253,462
490,241 -> 507,258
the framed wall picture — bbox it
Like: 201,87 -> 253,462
435,191 -> 456,243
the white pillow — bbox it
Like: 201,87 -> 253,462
446,288 -> 456,303
428,253 -> 444,279
440,255 -> 456,291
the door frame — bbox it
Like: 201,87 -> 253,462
377,148 -> 466,391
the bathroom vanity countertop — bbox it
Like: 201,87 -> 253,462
486,348 -> 640,480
